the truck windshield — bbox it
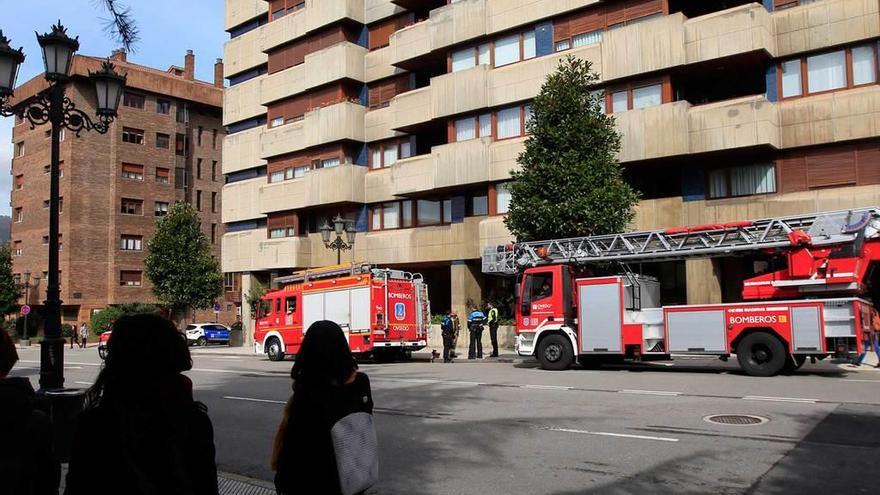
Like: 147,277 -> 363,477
259,300 -> 271,318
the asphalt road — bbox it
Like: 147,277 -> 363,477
11,346 -> 880,494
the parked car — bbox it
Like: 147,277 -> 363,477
183,323 -> 230,346
97,331 -> 111,360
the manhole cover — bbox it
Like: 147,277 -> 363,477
703,414 -> 769,426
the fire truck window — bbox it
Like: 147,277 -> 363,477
286,297 -> 297,314
530,273 -> 554,300
275,298 -> 282,314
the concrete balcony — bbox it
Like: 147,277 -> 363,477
365,105 -> 403,143
390,86 -> 430,130
365,45 -> 405,83
261,42 -> 367,105
779,85 -> 880,149
263,0 -> 366,52
222,230 -> 312,272
365,167 -> 395,204
616,102 -> 691,163
688,95 -> 780,154
223,126 -> 266,175
478,215 -> 511,250
224,24 -> 269,78
345,217 -> 483,265
685,3 -> 776,63
773,0 -> 880,58
224,76 -> 264,126
260,102 -> 366,159
258,164 -> 367,213
222,178 -> 265,224
365,0 -> 406,25
226,0 -> 267,32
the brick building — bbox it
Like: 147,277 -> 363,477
221,0 -> 880,329
9,50 -> 237,325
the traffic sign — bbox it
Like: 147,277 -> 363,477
20,305 -> 31,316
213,302 -> 221,313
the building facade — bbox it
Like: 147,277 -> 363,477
222,0 -> 880,328
9,50 -> 236,325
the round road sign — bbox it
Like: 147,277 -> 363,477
20,305 -> 31,316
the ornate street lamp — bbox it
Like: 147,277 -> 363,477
320,214 -> 356,264
0,22 -> 126,394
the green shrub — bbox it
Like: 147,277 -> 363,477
90,303 -> 163,335
61,324 -> 74,338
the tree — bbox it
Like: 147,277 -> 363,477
0,244 -> 19,317
505,56 -> 639,242
245,278 -> 267,315
95,0 -> 140,51
144,202 -> 222,320
90,303 -> 160,335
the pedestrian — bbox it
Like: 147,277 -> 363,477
78,322 -> 88,349
274,320 -> 378,495
450,310 -> 461,359
0,328 -> 61,495
64,314 -> 218,495
70,324 -> 77,349
487,302 -> 500,358
441,311 -> 456,363
467,306 -> 487,360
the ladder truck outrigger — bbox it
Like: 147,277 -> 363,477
482,208 -> 880,376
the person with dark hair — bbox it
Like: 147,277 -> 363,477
273,320 -> 378,495
64,314 -> 218,495
0,329 -> 61,495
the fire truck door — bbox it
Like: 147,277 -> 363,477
791,306 -> 822,353
578,282 -> 622,353
666,310 -> 726,352
325,290 -> 352,341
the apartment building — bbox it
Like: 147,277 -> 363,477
222,0 -> 880,323
10,50 -> 236,324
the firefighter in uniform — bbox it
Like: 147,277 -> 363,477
487,303 -> 500,358
467,307 -> 487,360
441,311 -> 456,363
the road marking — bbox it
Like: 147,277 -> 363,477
65,366 -> 83,370
842,379 -> 880,383
743,395 -> 819,404
546,426 -> 679,443
373,377 -> 482,387
74,381 -> 93,386
21,360 -> 100,367
620,389 -> 682,396
190,368 -> 274,376
224,396 -> 286,405
522,384 -> 572,391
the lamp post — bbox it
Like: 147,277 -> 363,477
1,23 -> 126,392
319,214 -> 357,264
13,271 -> 32,343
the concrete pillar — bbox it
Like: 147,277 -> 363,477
450,261 -> 483,318
240,272 -> 257,348
686,259 -> 722,305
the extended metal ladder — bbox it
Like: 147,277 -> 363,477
482,207 -> 880,275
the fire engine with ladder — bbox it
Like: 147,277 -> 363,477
482,207 -> 880,376
254,263 -> 430,362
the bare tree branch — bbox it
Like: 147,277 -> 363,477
93,0 -> 140,53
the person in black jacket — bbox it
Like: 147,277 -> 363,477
64,314 -> 218,495
273,320 -> 375,495
0,329 -> 60,495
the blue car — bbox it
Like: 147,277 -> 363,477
184,323 -> 230,346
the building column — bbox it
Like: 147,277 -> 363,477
240,272 -> 257,348
685,259 -> 722,305
450,261 -> 483,317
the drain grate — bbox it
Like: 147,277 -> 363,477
703,414 -> 769,426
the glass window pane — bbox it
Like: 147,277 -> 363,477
402,200 -> 413,227
852,45 -> 877,86
322,158 -> 339,168
555,40 -> 571,52
383,146 -> 398,166
524,104 -> 534,128
807,50 -> 846,93
494,34 -> 520,67
496,106 -> 522,139
455,117 -> 476,141
611,91 -> 628,112
523,31 -> 536,60
708,169 -> 728,199
479,113 -> 492,137
478,43 -> 491,65
284,168 -> 294,179
270,228 -> 286,239
270,171 -> 284,183
400,139 -> 412,159
731,164 -> 776,197
632,84 -> 662,110
451,48 -> 476,72
371,207 -> 382,230
417,200 -> 441,225
781,59 -> 802,98
572,30 -> 602,48
371,148 -> 382,169
496,183 -> 512,214
472,195 -> 488,216
294,166 -> 308,178
383,202 -> 400,229
442,199 -> 453,223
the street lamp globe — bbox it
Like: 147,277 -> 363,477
23,270 -> 31,284
319,219 -> 333,244
333,215 -> 345,236
37,22 -> 79,81
89,60 -> 126,116
345,221 -> 356,246
12,273 -> 20,286
0,31 -> 25,97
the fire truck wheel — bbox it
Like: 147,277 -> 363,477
266,337 -> 285,362
736,332 -> 786,377
537,334 -> 573,371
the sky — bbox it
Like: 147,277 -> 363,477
0,0 -> 228,215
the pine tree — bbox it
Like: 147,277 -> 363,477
505,56 -> 639,242
0,244 -> 18,317
144,202 -> 222,319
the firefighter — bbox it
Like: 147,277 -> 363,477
441,311 -> 456,363
486,303 -> 500,358
467,307 -> 487,360
450,310 -> 461,359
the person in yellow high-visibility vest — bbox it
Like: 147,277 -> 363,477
487,303 -> 500,358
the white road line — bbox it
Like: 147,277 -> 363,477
743,395 -> 819,404
189,368 -> 274,376
65,366 -> 83,370
522,384 -> 572,391
842,379 -> 880,383
546,427 -> 679,443
224,396 -> 286,405
21,360 -> 100,367
74,381 -> 94,386
374,378 -> 482,387
620,389 -> 682,396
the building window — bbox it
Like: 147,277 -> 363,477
370,138 -> 414,169
122,127 -> 145,145
121,163 -> 144,181
708,164 -> 777,199
156,99 -> 171,114
271,0 -> 304,20
120,235 -> 143,251
211,192 -> 218,213
14,208 -> 22,223
155,202 -> 169,217
14,142 -> 24,157
454,105 -> 532,142
156,167 -> 170,184
212,129 -> 218,149
196,190 -> 202,211
606,81 -> 665,113
176,134 -> 187,156
197,126 -> 203,147
156,133 -> 170,149
451,42 -> 491,72
224,272 -> 236,292
319,157 -> 340,169
42,200 -> 50,209
270,170 -> 285,183
632,84 -> 662,110
496,106 -> 523,140
176,105 -> 188,124
121,198 -> 143,215
471,194 -> 488,216
780,43 -> 878,99
197,158 -> 203,179
294,166 -> 308,178
774,0 -> 821,9
212,161 -> 218,181
496,183 -> 512,214
371,199 -> 452,229
14,174 -> 23,190
211,223 -> 217,244
123,92 -> 145,109
13,241 -> 22,256
120,271 -> 142,287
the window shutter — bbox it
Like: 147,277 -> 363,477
856,143 -> 880,185
626,0 -> 663,21
554,17 -> 571,42
122,163 -> 143,174
805,146 -> 856,188
286,94 -> 309,120
569,9 -> 604,36
369,17 -> 398,50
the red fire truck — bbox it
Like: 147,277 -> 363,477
482,208 -> 880,376
254,263 -> 430,362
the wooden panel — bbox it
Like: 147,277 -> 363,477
369,74 -> 411,109
570,10 -> 605,36
370,14 -> 413,50
268,211 -> 298,229
856,143 -> 880,185
778,154 -> 807,193
805,147 -> 856,188
268,26 -> 353,74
